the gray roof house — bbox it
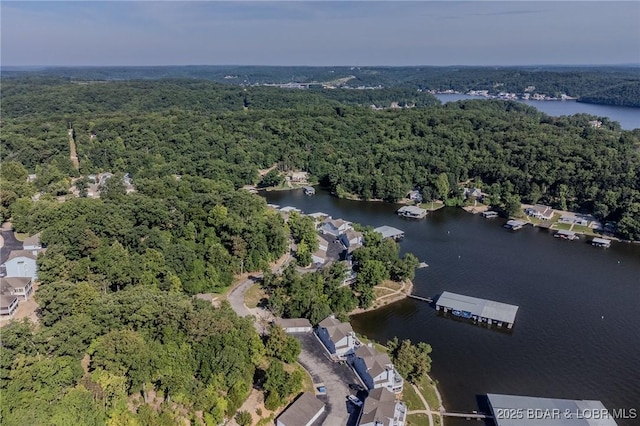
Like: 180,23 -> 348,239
358,388 -> 407,426
0,277 -> 34,301
3,250 -> 38,280
320,218 -> 353,237
316,315 -> 358,358
276,392 -> 325,426
352,345 -> 404,393
276,318 -> 313,334
525,204 -> 554,220
0,294 -> 19,317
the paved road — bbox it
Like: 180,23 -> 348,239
296,333 -> 363,426
0,230 -> 23,265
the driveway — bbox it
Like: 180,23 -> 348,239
0,229 -> 23,265
295,333 -> 364,426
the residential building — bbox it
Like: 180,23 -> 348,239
358,388 -> 407,426
3,250 -> 38,280
1,277 -> 34,300
524,204 -> 554,220
320,218 -> 353,237
407,190 -> 422,203
340,230 -> 364,250
0,295 -> 18,317
276,392 -> 325,426
275,318 -> 313,333
316,315 -> 358,357
352,345 -> 404,393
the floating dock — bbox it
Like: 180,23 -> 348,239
504,219 -> 526,230
487,393 -> 618,425
397,205 -> 427,219
436,291 -> 518,329
482,210 -> 499,219
554,229 -> 579,240
591,237 -> 612,248
374,225 -> 405,240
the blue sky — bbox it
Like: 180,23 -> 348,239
2,1 -> 639,66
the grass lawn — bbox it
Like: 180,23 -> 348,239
355,334 -> 389,353
14,232 -> 28,241
373,287 -> 395,299
406,413 -> 430,426
420,201 -> 445,211
244,283 -> 267,309
416,377 -> 441,410
571,224 -> 597,236
296,363 -> 315,395
379,279 -> 403,291
553,222 -> 573,230
402,384 -> 425,411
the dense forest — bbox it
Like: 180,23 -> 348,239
0,74 -> 639,424
3,65 -> 639,106
2,78 -> 639,239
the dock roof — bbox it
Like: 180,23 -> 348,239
398,206 -> 426,215
488,393 -> 618,426
592,237 -> 611,245
374,226 -> 405,239
436,291 -> 519,324
556,230 -> 576,236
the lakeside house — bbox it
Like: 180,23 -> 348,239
3,250 -> 38,280
276,392 -> 325,426
320,218 -> 353,237
397,206 -> 427,219
351,345 -> 404,393
339,230 -> 364,251
525,204 -> 554,220
358,388 -> 407,426
316,315 -> 358,358
0,277 -> 34,301
407,190 -> 423,203
0,295 -> 19,317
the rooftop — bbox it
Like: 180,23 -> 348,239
437,291 -> 519,324
6,250 -> 38,262
276,392 -> 325,426
276,318 -> 313,329
374,225 -> 405,239
359,388 -> 403,426
488,393 -> 618,426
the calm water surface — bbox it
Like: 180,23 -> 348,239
435,94 -> 640,131
263,190 -> 640,425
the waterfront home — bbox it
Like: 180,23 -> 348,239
320,218 -> 353,237
316,315 -> 358,357
0,294 -> 19,317
275,318 -> 313,334
487,394 -> 617,426
312,236 -> 329,266
374,226 -> 405,241
340,230 -> 364,250
280,206 -> 302,214
0,277 -> 34,300
3,250 -> 38,280
407,190 -> 423,203
463,187 -> 483,199
358,388 -> 407,426
525,204 -> 554,220
351,345 -> 404,393
286,171 -> 309,183
276,392 -> 325,426
397,206 -> 427,219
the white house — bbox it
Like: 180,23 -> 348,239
3,250 -> 38,280
0,277 -> 34,300
524,204 -> 554,220
320,218 -> 353,237
352,345 -> 404,393
276,393 -> 325,426
358,388 -> 407,426
316,315 -> 358,357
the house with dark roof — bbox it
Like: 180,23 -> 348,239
3,250 -> 38,280
358,388 -> 407,426
1,277 -> 34,301
276,392 -> 325,426
0,294 -> 18,317
352,345 -> 404,393
316,315 -> 358,357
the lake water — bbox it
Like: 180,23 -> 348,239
263,189 -> 640,425
434,94 -> 640,131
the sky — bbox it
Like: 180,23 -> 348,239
2,1 -> 639,67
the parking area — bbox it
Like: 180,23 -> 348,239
294,332 -> 364,426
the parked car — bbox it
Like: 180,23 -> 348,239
347,395 -> 363,407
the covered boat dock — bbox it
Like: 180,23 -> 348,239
436,291 -> 519,328
374,225 -> 405,240
591,237 -> 612,248
397,205 -> 427,219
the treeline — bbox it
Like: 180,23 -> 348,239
4,65 -> 639,106
577,81 -> 640,108
2,80 -> 639,239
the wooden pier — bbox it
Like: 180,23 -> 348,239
441,411 -> 492,420
407,294 -> 433,303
